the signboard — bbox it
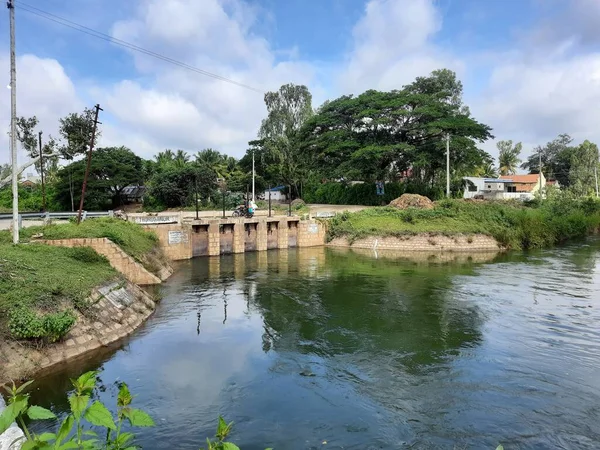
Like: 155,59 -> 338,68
134,216 -> 178,225
308,223 -> 319,234
376,181 -> 385,196
168,230 -> 188,245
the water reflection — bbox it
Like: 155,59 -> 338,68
26,244 -> 600,450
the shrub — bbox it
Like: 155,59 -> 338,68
8,308 -> 76,343
291,198 -> 306,210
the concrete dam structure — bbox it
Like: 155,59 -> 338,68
134,216 -> 327,261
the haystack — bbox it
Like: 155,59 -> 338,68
389,194 -> 434,210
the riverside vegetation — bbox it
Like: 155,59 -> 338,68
327,193 -> 600,250
0,219 -> 164,344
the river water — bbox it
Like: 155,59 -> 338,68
27,243 -> 600,449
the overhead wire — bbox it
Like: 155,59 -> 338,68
15,2 -> 265,94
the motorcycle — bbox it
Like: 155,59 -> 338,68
232,205 -> 254,218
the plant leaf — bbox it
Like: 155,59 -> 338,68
83,401 -> 116,430
222,443 -> 241,450
21,441 -> 39,450
115,432 -> 134,446
0,397 -> 28,434
117,383 -> 132,407
123,408 -> 155,427
15,380 -> 35,395
56,414 -> 74,443
38,432 -> 56,442
68,394 -> 89,420
27,405 -> 57,420
496,446 -> 504,450
216,416 -> 232,440
57,440 -> 79,450
74,371 -> 97,394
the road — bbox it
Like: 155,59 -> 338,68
0,205 -> 370,230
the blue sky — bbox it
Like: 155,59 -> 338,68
1,0 -> 599,166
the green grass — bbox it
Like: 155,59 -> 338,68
327,198 -> 600,250
0,243 -> 117,340
0,218 -> 160,262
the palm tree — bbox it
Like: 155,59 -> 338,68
475,162 -> 498,178
196,148 -> 227,178
497,140 -> 522,175
173,149 -> 190,168
155,149 -> 175,168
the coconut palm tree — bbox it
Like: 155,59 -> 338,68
173,150 -> 190,168
155,149 -> 175,168
196,148 -> 227,178
497,140 -> 522,175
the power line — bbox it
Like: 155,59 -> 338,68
16,2 -> 265,94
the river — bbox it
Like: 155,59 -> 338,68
27,243 -> 600,449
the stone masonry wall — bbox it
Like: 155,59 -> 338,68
297,220 -> 327,247
41,238 -> 161,285
143,223 -> 192,261
328,234 -> 501,252
0,280 -> 156,384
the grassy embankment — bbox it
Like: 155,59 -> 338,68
0,218 -> 163,343
327,197 -> 600,250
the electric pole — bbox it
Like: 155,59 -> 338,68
539,147 -> 542,200
77,104 -> 102,224
38,131 -> 46,211
252,149 -> 255,202
8,0 -> 18,243
595,166 -> 599,198
446,134 -> 450,198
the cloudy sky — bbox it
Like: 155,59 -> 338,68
0,0 -> 599,168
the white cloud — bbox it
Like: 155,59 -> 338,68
0,54 -> 81,164
92,0 -> 321,159
339,0 -> 462,93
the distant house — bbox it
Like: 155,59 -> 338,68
463,173 -> 546,200
19,179 -> 36,188
122,185 -> 146,203
263,185 -> 287,202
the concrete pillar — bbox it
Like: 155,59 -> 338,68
256,219 -> 268,252
232,221 -> 245,254
207,220 -> 220,256
278,218 -> 289,249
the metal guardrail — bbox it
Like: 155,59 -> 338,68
0,211 -> 114,228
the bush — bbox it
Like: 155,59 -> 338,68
8,308 -> 76,343
291,198 -> 306,210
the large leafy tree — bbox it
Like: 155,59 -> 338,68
298,70 -> 492,187
253,83 -> 314,197
522,134 -> 574,187
55,147 -> 142,210
497,140 -> 522,175
147,164 -> 217,208
569,140 -> 599,196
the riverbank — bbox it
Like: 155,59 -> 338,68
0,219 -> 171,383
326,197 -> 600,250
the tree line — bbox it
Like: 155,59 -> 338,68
2,68 -> 599,212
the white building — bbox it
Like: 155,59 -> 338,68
263,185 -> 287,202
463,175 -> 545,201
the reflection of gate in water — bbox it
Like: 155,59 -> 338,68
288,220 -> 298,247
267,221 -> 278,249
192,224 -> 209,257
220,224 -> 234,254
244,223 -> 258,252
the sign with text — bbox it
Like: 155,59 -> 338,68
168,230 -> 188,245
376,181 -> 385,196
133,216 -> 178,225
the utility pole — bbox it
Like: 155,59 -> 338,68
446,134 -> 450,198
8,0 -> 18,243
595,166 -> 599,198
77,104 -> 102,224
38,131 -> 46,211
539,147 -> 542,201
252,149 -> 255,202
